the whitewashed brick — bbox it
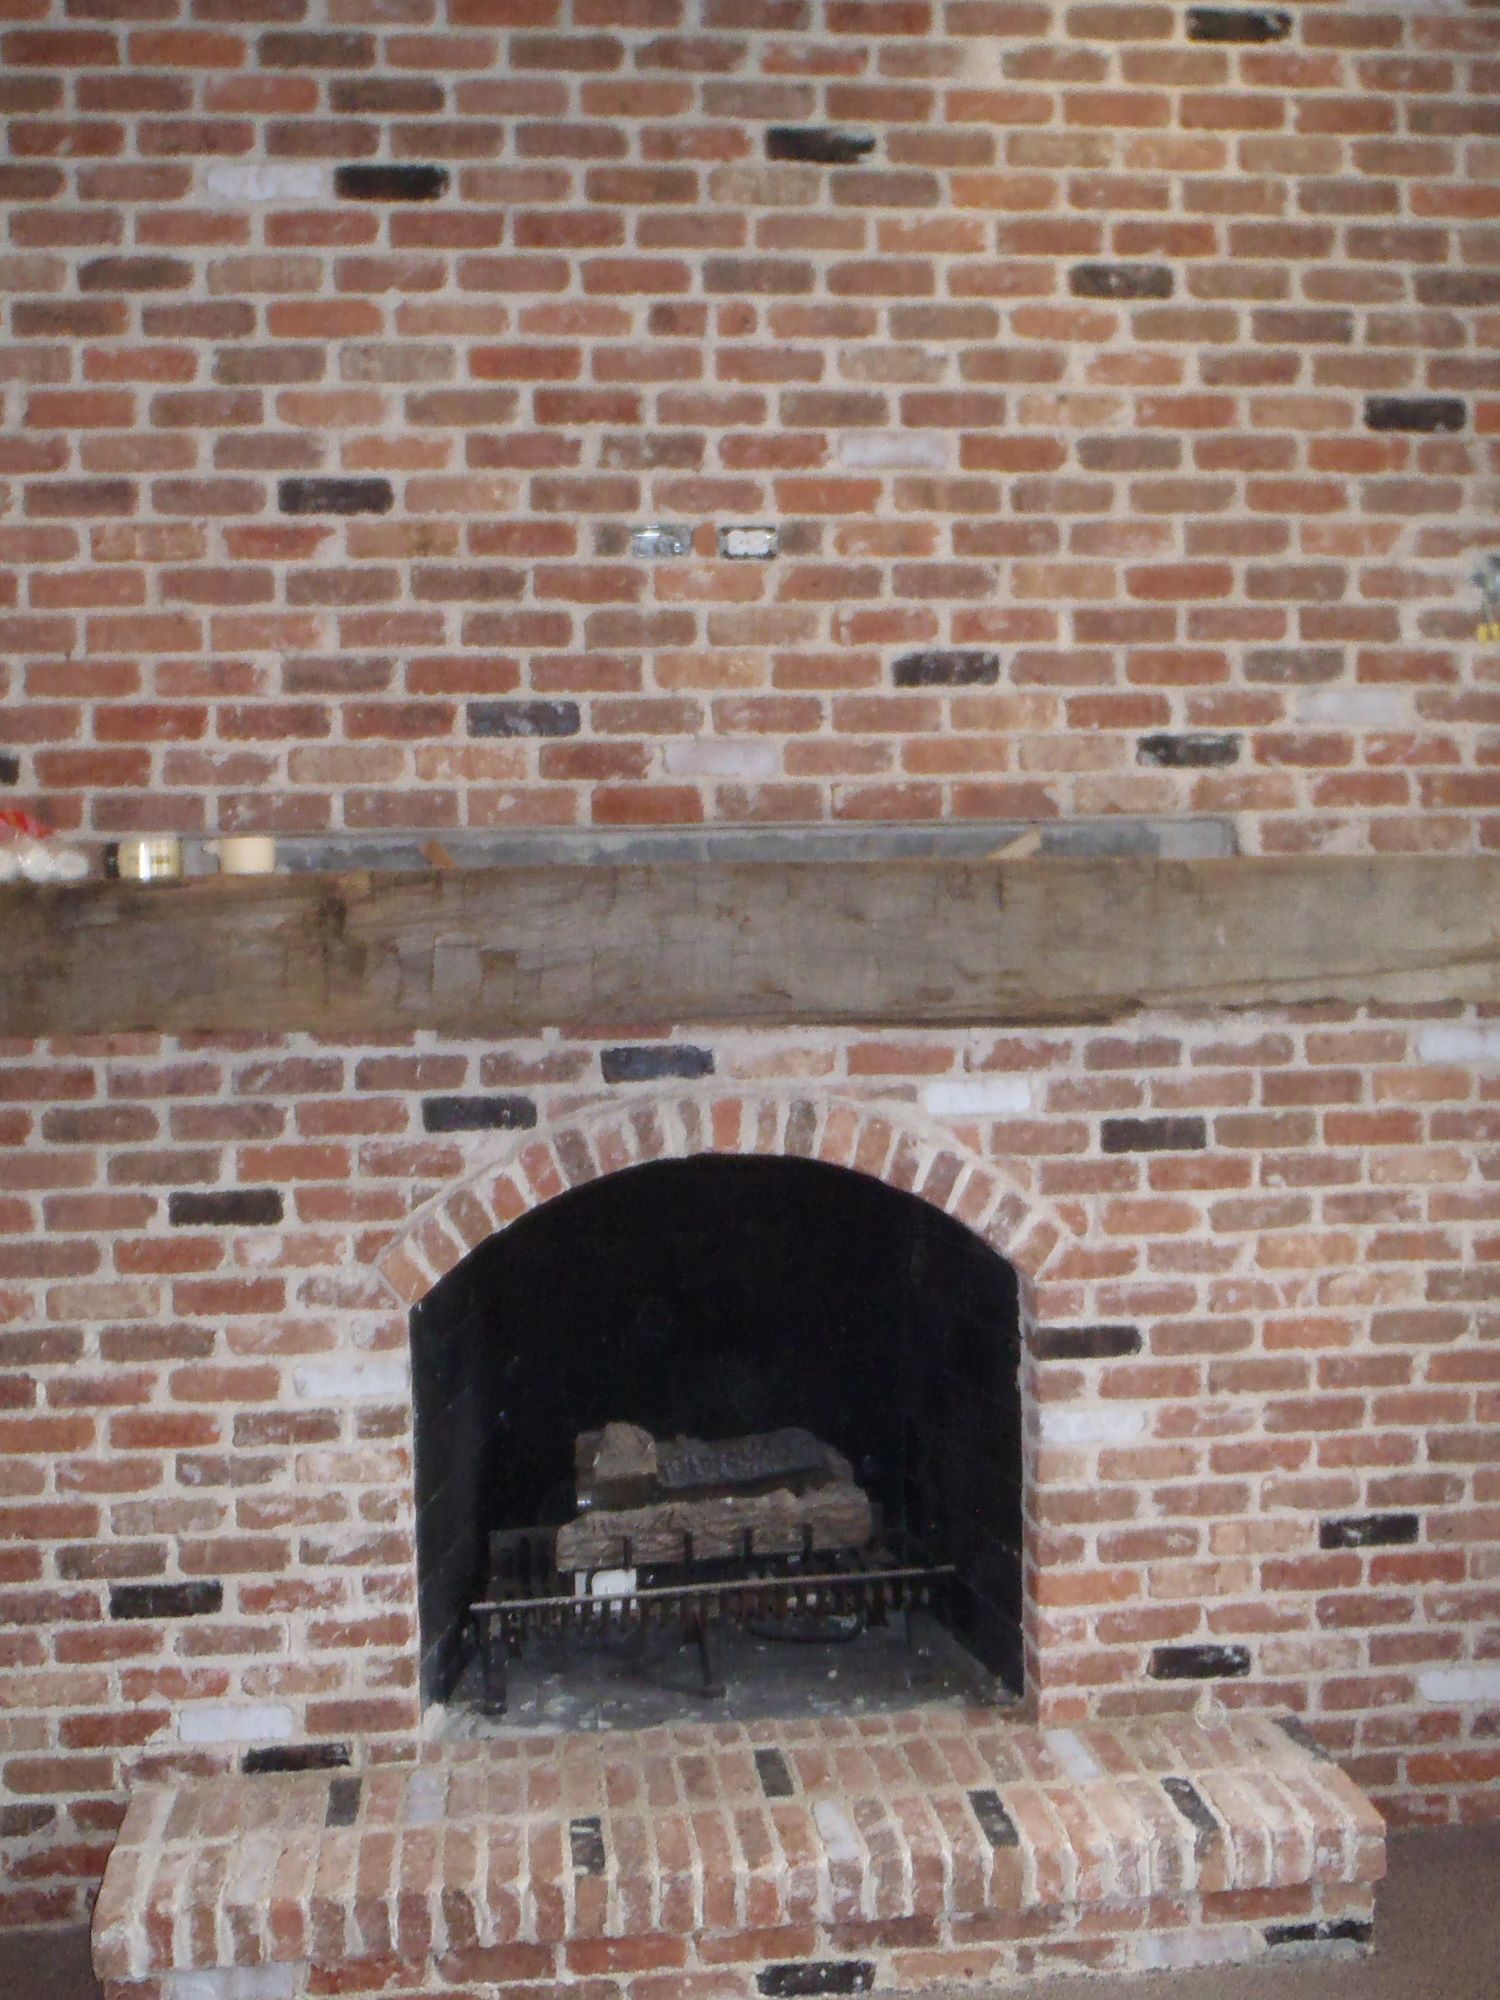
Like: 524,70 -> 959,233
1417,1025 -> 1500,1064
202,163 -> 328,204
662,740 -> 780,779
1038,1405 -> 1148,1447
1295,688 -> 1406,726
836,430 -> 949,470
923,1077 -> 1034,1116
404,1769 -> 446,1826
1136,1929 -> 1257,1972
1043,1727 -> 1103,1780
1418,1666 -> 1500,1703
812,1800 -> 861,1864
292,1357 -> 408,1401
168,1969 -> 299,2000
179,1703 -> 295,1746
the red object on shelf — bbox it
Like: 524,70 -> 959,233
0,809 -> 51,842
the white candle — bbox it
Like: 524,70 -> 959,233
211,835 -> 278,876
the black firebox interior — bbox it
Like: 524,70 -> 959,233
411,1154 -> 1024,1708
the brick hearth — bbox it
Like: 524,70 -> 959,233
91,1707 -> 1385,1998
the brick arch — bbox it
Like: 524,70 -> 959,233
374,1089 -> 1068,1309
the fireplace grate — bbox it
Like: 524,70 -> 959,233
467,1523 -> 953,1713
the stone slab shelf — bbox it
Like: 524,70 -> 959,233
92,1707 -> 1385,1999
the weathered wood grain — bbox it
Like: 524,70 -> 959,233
555,1483 -> 874,1572
2,854 -> 1498,1036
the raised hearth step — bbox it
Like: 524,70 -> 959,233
92,1708 -> 1385,1999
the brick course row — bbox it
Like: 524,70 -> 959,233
1,0 -> 1498,843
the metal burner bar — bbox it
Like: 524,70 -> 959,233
473,1559 -> 953,1619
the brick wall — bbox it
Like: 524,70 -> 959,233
2,1027 -> 1499,1929
4,0 -> 1500,1937
1,0 -> 1498,844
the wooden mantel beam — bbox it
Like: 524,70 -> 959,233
2,854 -> 1499,1038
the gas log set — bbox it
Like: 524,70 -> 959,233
470,1422 -> 952,1711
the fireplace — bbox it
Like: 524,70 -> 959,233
65,1078 -> 1395,1997
411,1153 -> 1025,1723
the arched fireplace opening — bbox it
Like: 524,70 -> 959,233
411,1153 -> 1024,1721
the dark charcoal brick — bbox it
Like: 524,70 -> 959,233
260,31 -> 375,69
421,1094 -> 538,1134
891,648 -> 1000,687
765,127 -> 877,166
334,164 -> 450,202
278,476 -> 393,516
1416,272 -> 1500,309
1364,396 -> 1467,434
1266,1919 -> 1374,1949
755,1748 -> 796,1799
1101,1116 -> 1208,1154
1069,262 -> 1174,301
601,1046 -> 715,1084
168,1188 -> 283,1228
242,1742 -> 351,1775
325,1776 -> 362,1828
968,1788 -> 1020,1848
1161,1776 -> 1220,1855
109,1581 -> 223,1621
758,1965 -> 875,1998
1137,732 -> 1239,769
1029,1323 -> 1141,1362
79,256 -> 192,294
570,1816 -> 607,1875
1319,1511 -> 1419,1550
1187,7 -> 1292,41
467,699 -> 581,738
1149,1643 -> 1252,1681
1274,1714 -> 1334,1764
0,753 -> 18,786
